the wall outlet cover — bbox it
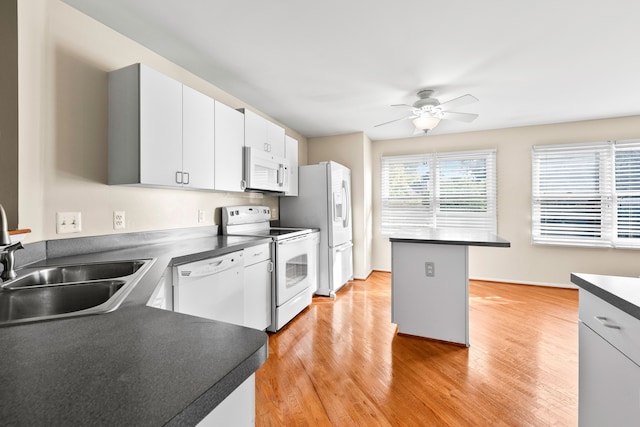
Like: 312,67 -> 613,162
114,211 -> 126,229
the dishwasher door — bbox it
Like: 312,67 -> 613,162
173,251 -> 245,326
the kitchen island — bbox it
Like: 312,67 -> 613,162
390,229 -> 510,346
0,231 -> 271,426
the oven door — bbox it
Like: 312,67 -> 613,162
275,232 -> 319,306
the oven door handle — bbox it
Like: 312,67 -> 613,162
277,233 -> 315,245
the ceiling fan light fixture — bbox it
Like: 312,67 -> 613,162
413,115 -> 441,130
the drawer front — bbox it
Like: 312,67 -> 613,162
244,243 -> 271,266
580,289 -> 640,365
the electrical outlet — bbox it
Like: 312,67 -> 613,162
57,212 -> 82,234
270,208 -> 278,220
114,211 -> 126,229
198,209 -> 206,223
425,261 -> 435,277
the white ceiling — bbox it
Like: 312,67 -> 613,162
63,0 -> 640,141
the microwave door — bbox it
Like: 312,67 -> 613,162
244,147 -> 284,192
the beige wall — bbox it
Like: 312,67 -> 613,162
308,132 -> 372,279
372,116 -> 640,286
17,0 -> 307,243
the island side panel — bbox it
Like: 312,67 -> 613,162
391,241 -> 469,346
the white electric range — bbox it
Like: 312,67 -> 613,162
221,206 -> 319,332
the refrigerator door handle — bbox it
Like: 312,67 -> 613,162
335,241 -> 354,252
341,180 -> 350,228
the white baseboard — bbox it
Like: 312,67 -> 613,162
470,276 -> 578,289
370,269 -> 577,289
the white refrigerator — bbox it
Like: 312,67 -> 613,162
279,161 -> 354,297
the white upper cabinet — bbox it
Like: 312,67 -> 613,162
182,85 -> 215,190
284,135 -> 298,196
214,101 -> 245,192
108,64 -> 215,190
241,108 -> 285,158
138,64 -> 182,186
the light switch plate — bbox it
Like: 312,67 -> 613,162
57,212 -> 82,234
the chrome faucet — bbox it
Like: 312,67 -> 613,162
0,203 -> 24,281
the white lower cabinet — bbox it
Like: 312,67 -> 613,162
579,289 -> 640,426
196,374 -> 255,427
244,243 -> 272,330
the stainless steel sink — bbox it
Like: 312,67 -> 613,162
0,280 -> 125,323
2,260 -> 146,289
0,259 -> 154,326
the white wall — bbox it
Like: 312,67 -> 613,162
372,116 -> 640,286
308,132 -> 373,280
16,0 -> 307,243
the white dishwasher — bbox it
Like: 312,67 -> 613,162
173,251 -> 245,326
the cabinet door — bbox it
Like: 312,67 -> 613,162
244,260 -> 272,330
284,135 -> 298,196
215,101 -> 245,192
579,322 -> 640,426
267,121 -> 285,157
243,109 -> 267,152
182,85 -> 215,190
139,65 -> 183,186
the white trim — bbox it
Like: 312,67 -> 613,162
470,276 -> 578,289
372,269 -> 578,289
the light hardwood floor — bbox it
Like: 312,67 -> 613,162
256,272 -> 578,426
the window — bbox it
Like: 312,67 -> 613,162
381,149 -> 496,235
531,140 -> 640,248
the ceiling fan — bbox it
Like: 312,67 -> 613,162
375,89 -> 479,134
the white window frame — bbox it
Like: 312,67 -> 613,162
531,139 -> 640,249
381,149 -> 497,235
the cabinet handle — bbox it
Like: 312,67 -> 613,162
175,171 -> 183,184
268,261 -> 274,273
183,172 -> 190,184
240,179 -> 246,190
595,316 -> 622,329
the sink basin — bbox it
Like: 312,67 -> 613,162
0,259 -> 154,326
2,260 -> 146,289
0,280 -> 125,323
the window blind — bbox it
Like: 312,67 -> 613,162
381,149 -> 496,235
531,140 -> 640,249
614,140 -> 640,247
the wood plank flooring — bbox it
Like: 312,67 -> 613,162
256,272 -> 578,426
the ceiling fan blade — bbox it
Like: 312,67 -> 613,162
440,111 -> 479,123
390,104 -> 416,112
438,94 -> 478,111
374,115 -> 416,127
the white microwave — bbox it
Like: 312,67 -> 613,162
243,147 -> 290,193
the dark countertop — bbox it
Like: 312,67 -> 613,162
389,228 -> 511,248
571,273 -> 640,321
0,234 -> 272,426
